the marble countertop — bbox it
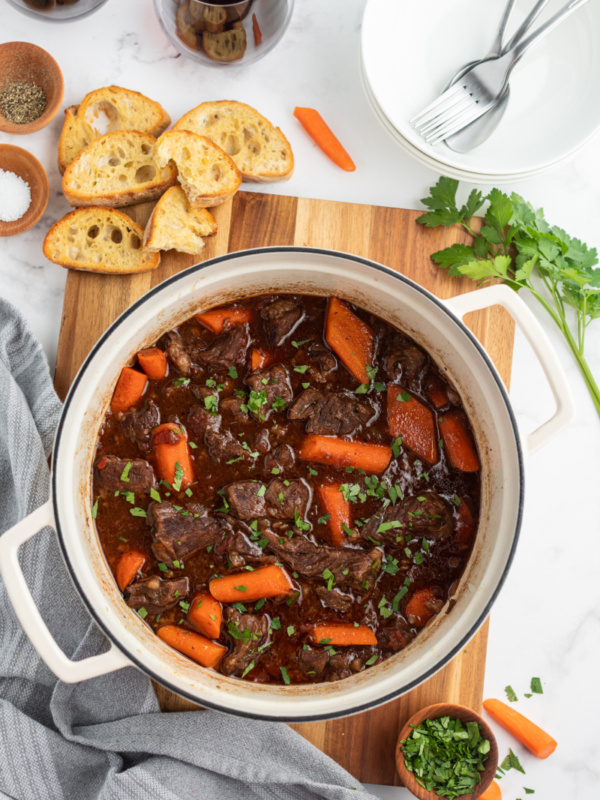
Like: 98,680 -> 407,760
1,1 -> 599,797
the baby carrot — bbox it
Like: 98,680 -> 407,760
195,305 -> 251,334
188,592 -> 222,640
298,434 -> 392,474
325,297 -> 373,383
313,624 -> 377,646
209,564 -> 293,603
483,699 -> 557,759
137,347 -> 168,380
316,483 -> 351,546
110,367 -> 147,413
293,107 -> 356,171
479,781 -> 502,800
157,625 -> 226,669
151,422 -> 193,489
115,550 -> 146,592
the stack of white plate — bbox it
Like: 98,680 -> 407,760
361,0 -> 600,183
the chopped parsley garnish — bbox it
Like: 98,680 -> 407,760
318,513 -> 331,525
241,660 -> 255,679
256,484 -> 266,497
254,598 -> 266,610
233,585 -> 247,592
179,601 -> 190,613
226,456 -> 243,465
172,462 -> 184,492
189,441 -> 198,449
119,461 -> 132,482
500,748 -> 526,775
270,617 -> 281,631
150,487 -> 162,503
280,667 -> 291,685
355,383 -> 369,394
322,568 -> 335,591
505,685 -> 518,702
293,365 -> 309,373
172,376 -> 190,387
392,436 -> 403,457
91,499 -> 98,519
157,562 -> 168,573
232,602 -> 247,613
272,396 -> 286,410
137,607 -> 148,620
365,654 -> 379,666
301,382 -> 310,389
452,494 -> 462,506
530,676 -> 543,694
400,716 -> 491,798
397,391 -> 412,402
292,339 -> 310,348
286,625 -> 295,636
204,394 -> 219,415
308,467 -> 318,476
129,507 -> 147,518
228,366 -> 238,379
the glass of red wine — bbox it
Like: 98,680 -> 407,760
153,0 -> 294,67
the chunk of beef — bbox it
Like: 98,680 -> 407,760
298,647 -> 329,678
121,399 -> 160,454
246,365 -> 293,417
329,650 -> 366,674
378,618 -> 414,652
205,429 -> 245,462
306,342 -> 337,382
360,492 -> 452,544
264,478 -> 311,520
198,326 -> 248,368
289,388 -> 373,436
187,404 -> 220,441
125,576 -> 189,610
255,429 -> 270,454
190,383 -> 217,403
220,397 -> 249,424
224,479 -> 310,520
215,522 -> 274,568
264,444 -> 295,472
147,501 -> 229,566
221,609 -> 270,677
261,298 -> 304,345
152,427 -> 181,445
95,455 -> 156,494
384,335 -> 427,390
166,331 -> 191,375
315,586 -> 354,614
261,529 -> 380,589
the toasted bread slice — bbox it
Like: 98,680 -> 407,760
57,86 -> 171,172
202,28 -> 246,62
189,1 -> 226,32
143,186 -> 218,254
62,131 -> 177,208
58,106 -> 90,174
43,207 -> 160,274
176,1 -> 199,48
172,101 -> 294,183
156,130 -> 241,208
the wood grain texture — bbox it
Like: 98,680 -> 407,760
54,191 -> 514,786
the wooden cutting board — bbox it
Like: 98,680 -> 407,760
54,191 -> 514,787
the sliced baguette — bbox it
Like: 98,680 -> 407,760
172,101 -> 294,182
43,207 -> 160,274
144,186 -> 217,254
189,1 -> 226,32
57,86 -> 171,172
176,1 -> 199,48
202,28 -> 246,62
156,130 -> 241,208
62,131 -> 177,208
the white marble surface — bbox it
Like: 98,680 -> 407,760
1,1 -> 599,797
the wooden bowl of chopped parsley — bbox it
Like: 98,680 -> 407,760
396,703 -> 498,799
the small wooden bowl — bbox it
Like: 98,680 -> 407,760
0,42 -> 64,134
396,703 -> 498,800
0,145 -> 49,236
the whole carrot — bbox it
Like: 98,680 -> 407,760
209,564 -> 292,603
298,434 -> 392,474
157,625 -> 226,669
293,107 -> 356,172
483,698 -> 557,759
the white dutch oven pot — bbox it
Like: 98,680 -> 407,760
0,248 -> 573,721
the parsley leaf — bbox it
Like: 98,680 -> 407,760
505,685 -> 518,702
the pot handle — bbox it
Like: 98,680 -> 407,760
0,500 -> 131,683
444,285 -> 574,455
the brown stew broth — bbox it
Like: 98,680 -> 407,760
93,294 -> 480,684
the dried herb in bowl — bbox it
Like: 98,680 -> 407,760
400,715 -> 491,798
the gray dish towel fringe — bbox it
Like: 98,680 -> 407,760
0,298 -> 380,800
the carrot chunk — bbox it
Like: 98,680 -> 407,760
137,347 -> 168,380
427,383 -> 448,409
151,422 -> 193,489
209,565 -> 293,603
439,411 -> 480,472
313,624 -> 377,646
195,305 -> 251,334
115,550 -> 146,592
455,497 -> 475,545
316,483 -> 351,546
293,107 -> 356,172
483,699 -> 557,759
298,434 -> 392,474
405,587 -> 439,627
479,781 -> 502,800
157,625 -> 226,670
188,592 -> 222,640
251,348 -> 269,371
252,12 -> 262,46
387,386 -> 438,464
325,297 -> 373,383
110,367 -> 147,413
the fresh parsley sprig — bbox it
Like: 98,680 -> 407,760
418,177 -> 600,417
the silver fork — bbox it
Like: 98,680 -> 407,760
412,0 -> 592,146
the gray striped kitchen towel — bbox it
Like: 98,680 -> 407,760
0,298 -> 379,800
